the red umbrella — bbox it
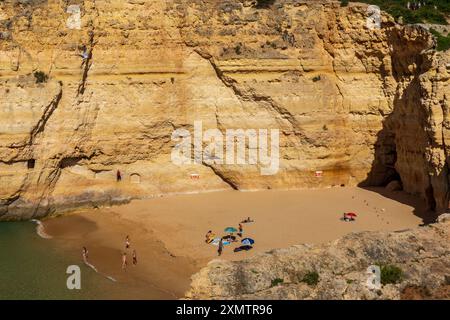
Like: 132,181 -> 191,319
346,212 -> 357,218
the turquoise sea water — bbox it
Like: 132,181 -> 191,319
0,222 -> 114,300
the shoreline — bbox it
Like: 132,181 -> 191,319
43,186 -> 431,299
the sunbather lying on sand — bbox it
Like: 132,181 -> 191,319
205,230 -> 215,243
241,217 -> 254,223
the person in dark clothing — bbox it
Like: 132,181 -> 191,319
116,170 -> 122,182
132,250 -> 138,266
218,239 -> 224,256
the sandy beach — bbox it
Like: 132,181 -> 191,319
43,187 -> 431,299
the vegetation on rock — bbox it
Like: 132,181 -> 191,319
33,71 -> 48,84
301,271 -> 320,286
270,278 -> 284,287
430,28 -> 450,51
356,0 -> 450,25
378,264 -> 404,285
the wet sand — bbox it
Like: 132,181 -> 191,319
44,212 -> 198,299
44,187 -> 430,299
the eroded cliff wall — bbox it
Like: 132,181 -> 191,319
0,0 -> 449,219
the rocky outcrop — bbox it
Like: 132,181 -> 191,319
0,0 -> 449,219
186,215 -> 450,300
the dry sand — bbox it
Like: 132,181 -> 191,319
44,186 -> 431,299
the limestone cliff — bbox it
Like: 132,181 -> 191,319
0,0 -> 449,219
186,214 -> 450,300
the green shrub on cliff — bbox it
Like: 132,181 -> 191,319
301,271 -> 320,286
430,29 -> 450,51
348,0 -> 449,25
33,70 -> 48,84
378,264 -> 403,285
270,278 -> 284,287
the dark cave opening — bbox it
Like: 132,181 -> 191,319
27,159 -> 35,169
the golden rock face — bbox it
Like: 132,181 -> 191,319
0,0 -> 449,219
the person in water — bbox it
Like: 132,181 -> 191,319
122,252 -> 128,270
82,247 -> 89,262
132,250 -> 138,266
125,235 -> 130,250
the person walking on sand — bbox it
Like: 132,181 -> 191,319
125,235 -> 130,250
122,252 -> 128,270
132,250 -> 138,266
218,238 -> 224,256
116,169 -> 122,182
82,247 -> 89,263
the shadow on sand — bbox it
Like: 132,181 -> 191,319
361,187 -> 437,225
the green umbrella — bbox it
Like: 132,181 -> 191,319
224,227 -> 238,233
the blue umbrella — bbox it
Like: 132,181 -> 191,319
241,238 -> 255,245
224,227 -> 238,233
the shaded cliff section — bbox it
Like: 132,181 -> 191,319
186,214 -> 450,300
362,25 -> 450,216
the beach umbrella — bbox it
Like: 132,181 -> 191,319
224,227 -> 238,233
241,238 -> 255,246
346,212 -> 357,218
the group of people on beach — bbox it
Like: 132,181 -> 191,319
122,235 -> 138,271
81,235 -> 138,272
205,217 -> 255,256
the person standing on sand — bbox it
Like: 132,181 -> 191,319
238,224 -> 243,238
125,235 -> 130,250
116,169 -> 122,182
122,252 -> 128,270
132,250 -> 138,266
82,247 -> 89,263
218,239 -> 224,256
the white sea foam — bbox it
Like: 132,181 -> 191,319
31,219 -> 53,239
84,259 -> 116,282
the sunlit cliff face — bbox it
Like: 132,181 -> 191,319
0,0 -> 449,220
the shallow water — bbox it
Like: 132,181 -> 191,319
0,221 -> 115,300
